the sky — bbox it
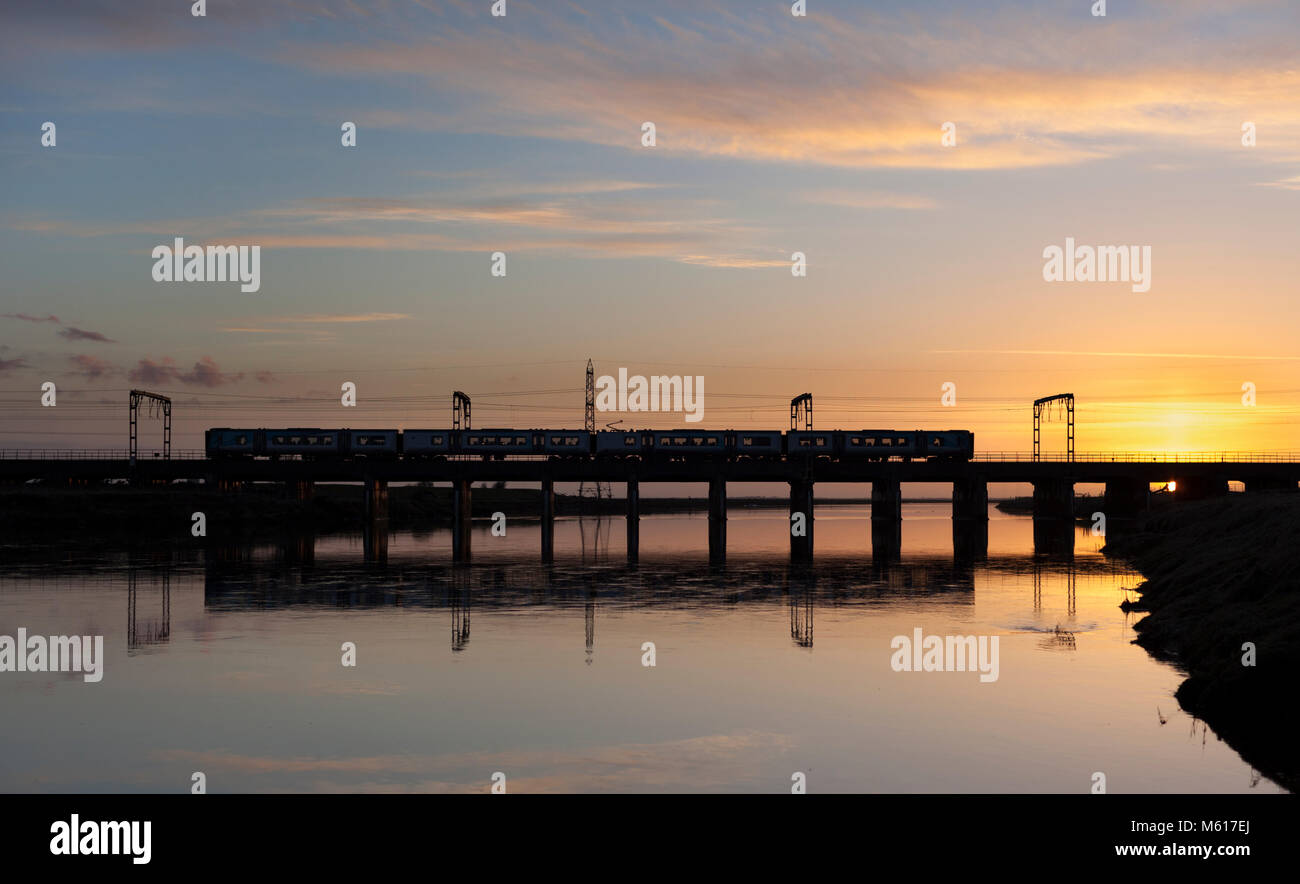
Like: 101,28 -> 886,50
2,0 -> 1299,454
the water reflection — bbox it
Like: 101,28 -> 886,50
126,563 -> 170,652
0,506 -> 1284,794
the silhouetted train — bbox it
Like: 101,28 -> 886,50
206,427 -> 975,462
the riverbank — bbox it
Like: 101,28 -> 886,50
994,493 -> 1106,517
1103,493 -> 1300,792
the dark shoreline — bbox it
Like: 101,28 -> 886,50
1103,494 -> 1300,792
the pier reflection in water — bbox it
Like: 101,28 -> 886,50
0,505 -> 1284,793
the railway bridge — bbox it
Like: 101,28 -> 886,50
3,450 -> 1298,563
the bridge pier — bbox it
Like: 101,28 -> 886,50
952,478 -> 988,522
790,480 -> 814,561
1103,477 -> 1148,516
287,480 -> 314,501
452,480 -> 472,562
871,478 -> 902,522
1173,475 -> 1229,500
1244,477 -> 1297,494
1032,478 -> 1074,521
708,477 -> 726,563
626,479 -> 639,562
363,478 -> 388,565
540,479 -> 555,563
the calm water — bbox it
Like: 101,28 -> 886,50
0,504 -> 1282,793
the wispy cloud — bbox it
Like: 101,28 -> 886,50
58,326 -> 116,343
68,354 -> 114,379
2,313 -> 59,323
127,356 -> 245,387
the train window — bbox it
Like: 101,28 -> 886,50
881,437 -> 891,446
432,436 -> 443,445
932,437 -> 943,446
897,437 -> 906,446
235,435 -> 247,445
797,437 -> 810,447
706,437 -> 718,445
865,437 -> 876,445
565,436 -> 579,445
468,436 -> 480,445
624,435 -> 636,446
816,437 -> 827,446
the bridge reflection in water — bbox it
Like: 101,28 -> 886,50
197,518 -> 1121,657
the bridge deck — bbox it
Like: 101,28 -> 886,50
2,455 -> 1299,484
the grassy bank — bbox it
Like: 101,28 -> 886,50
1103,493 -> 1300,791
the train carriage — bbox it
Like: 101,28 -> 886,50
458,429 -> 534,459
206,428 -> 258,459
264,428 -> 343,459
401,430 -> 451,459
841,431 -> 918,461
786,431 -> 836,458
650,429 -> 728,461
918,430 -> 975,461
537,430 -> 593,458
734,430 -> 783,459
596,430 -> 649,458
344,429 -> 399,460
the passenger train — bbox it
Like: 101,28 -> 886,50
206,427 -> 975,462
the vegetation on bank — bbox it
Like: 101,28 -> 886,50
1104,493 -> 1300,792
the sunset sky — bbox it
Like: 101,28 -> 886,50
2,0 -> 1298,453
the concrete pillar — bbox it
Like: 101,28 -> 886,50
1103,477 -> 1148,516
952,478 -> 988,522
626,479 -> 639,562
288,480 -> 314,501
364,478 -> 388,521
708,477 -> 726,563
541,479 -> 555,563
1244,477 -> 1298,493
1032,477 -> 1074,520
872,478 -> 902,522
452,480 -> 472,561
790,480 -> 814,561
1173,475 -> 1229,500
